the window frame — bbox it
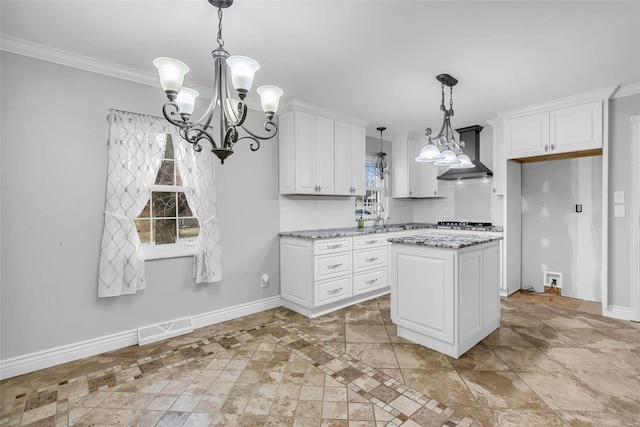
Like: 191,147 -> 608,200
135,135 -> 200,261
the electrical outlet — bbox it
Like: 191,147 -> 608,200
259,273 -> 269,288
576,204 -> 582,213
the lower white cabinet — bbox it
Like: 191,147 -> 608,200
280,234 -> 394,317
390,240 -> 500,358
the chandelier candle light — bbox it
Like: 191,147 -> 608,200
153,0 -> 284,164
415,74 -> 474,169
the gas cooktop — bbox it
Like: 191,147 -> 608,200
437,221 -> 493,227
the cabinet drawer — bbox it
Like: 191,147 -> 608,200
353,268 -> 387,295
353,247 -> 387,272
315,275 -> 352,306
314,252 -> 352,280
314,238 -> 352,255
353,234 -> 388,248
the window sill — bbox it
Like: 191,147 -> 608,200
140,243 -> 196,261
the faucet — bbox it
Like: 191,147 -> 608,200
374,203 -> 385,227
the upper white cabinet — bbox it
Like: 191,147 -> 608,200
334,121 -> 366,196
501,88 -> 614,161
550,101 -> 603,153
279,99 -> 368,196
504,112 -> 550,159
392,133 -> 440,198
487,119 -> 505,196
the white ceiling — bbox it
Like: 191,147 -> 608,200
2,1 -> 639,138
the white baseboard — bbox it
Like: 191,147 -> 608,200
603,304 -> 640,322
0,295 -> 283,380
0,330 -> 138,381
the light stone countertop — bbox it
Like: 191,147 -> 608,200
388,232 -> 503,249
278,223 -> 503,240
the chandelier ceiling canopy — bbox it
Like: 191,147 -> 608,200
153,0 -> 284,164
415,74 -> 474,169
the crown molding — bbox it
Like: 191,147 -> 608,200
497,86 -> 618,120
279,98 -> 369,127
612,82 -> 640,99
0,35 -> 270,108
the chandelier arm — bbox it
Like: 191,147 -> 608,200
237,120 -> 278,151
161,102 -> 196,128
220,64 -> 248,128
182,126 -> 219,152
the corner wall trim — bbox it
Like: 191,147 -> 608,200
603,305 -> 640,322
0,296 -> 283,380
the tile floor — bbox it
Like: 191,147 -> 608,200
1,293 -> 640,426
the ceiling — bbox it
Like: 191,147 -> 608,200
1,1 -> 638,139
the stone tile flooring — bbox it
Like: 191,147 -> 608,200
1,294 -> 640,426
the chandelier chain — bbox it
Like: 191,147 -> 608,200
440,82 -> 446,112
217,8 -> 225,47
449,85 -> 454,113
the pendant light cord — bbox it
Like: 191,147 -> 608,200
217,8 -> 225,48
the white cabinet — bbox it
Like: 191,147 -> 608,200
279,99 -> 368,196
505,112 -> 550,159
390,240 -> 501,358
550,101 -> 603,153
392,133 -> 440,198
280,110 -> 334,195
334,121 -> 366,196
505,101 -> 604,160
488,120 -> 505,196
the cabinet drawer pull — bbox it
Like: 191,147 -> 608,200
327,287 -> 343,295
365,240 -> 378,244
544,145 -> 549,152
550,143 -> 555,151
365,257 -> 378,262
365,278 -> 378,285
327,244 -> 343,249
327,263 -> 343,269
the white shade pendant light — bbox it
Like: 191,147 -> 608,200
416,74 -> 470,168
153,0 -> 284,164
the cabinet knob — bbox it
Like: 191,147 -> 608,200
550,143 -> 555,151
409,191 -> 413,195
544,145 -> 549,152
434,190 -> 437,196
493,187 -> 496,194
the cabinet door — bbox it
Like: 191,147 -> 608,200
350,125 -> 366,196
315,115 -> 335,195
333,120 -> 352,196
279,111 -> 296,194
408,140 -> 439,198
505,112 -> 550,159
550,101 -> 603,154
492,125 -> 505,196
294,111 -> 317,194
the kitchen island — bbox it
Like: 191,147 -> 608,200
389,232 -> 502,358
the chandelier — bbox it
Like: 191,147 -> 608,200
153,0 -> 284,164
375,126 -> 388,180
415,74 -> 473,169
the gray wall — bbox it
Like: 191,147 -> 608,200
521,157 -> 603,300
608,94 -> 640,307
0,52 -> 281,360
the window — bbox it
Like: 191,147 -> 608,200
355,157 -> 385,221
135,134 -> 199,254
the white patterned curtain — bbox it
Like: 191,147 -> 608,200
174,136 -> 222,283
98,110 -> 171,297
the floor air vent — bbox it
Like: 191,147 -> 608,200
138,317 -> 194,346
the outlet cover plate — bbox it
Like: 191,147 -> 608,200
614,190 -> 625,203
614,205 -> 626,218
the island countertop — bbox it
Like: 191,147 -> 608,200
388,232 -> 503,249
279,223 -> 503,240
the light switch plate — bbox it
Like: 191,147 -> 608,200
614,190 -> 625,203
614,205 -> 626,218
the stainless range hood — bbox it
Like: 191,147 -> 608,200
438,125 -> 493,180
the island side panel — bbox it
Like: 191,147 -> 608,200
482,244 -> 501,327
390,245 -> 455,345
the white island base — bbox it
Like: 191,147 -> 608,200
390,239 -> 501,359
